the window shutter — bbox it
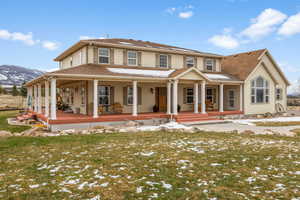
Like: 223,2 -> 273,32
138,87 -> 142,105
168,55 -> 172,68
123,87 -> 128,105
213,59 -> 216,71
93,47 -> 98,64
183,88 -> 187,104
183,56 -> 187,68
155,54 -> 160,67
123,50 -> 127,65
203,58 -> 206,70
138,52 -> 142,66
110,48 -> 114,65
194,57 -> 198,68
110,86 -> 114,105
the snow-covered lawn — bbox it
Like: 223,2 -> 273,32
232,116 -> 300,126
0,131 -> 299,199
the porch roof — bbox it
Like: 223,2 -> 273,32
25,64 -> 242,86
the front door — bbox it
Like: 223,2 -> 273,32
156,87 -> 167,112
206,88 -> 216,111
228,89 -> 235,110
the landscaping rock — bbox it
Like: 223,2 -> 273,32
125,120 -> 139,127
60,129 -> 76,135
0,131 -> 12,137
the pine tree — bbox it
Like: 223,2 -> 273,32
0,85 -> 3,94
12,85 -> 19,96
20,82 -> 27,97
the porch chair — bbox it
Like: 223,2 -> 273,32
205,100 -> 215,111
112,102 -> 123,114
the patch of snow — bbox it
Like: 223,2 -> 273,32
137,122 -> 192,132
232,117 -> 300,126
210,163 -> 222,166
136,186 -> 143,193
100,182 -> 109,187
107,68 -> 174,78
0,74 -> 8,81
139,152 -> 155,156
89,195 -> 101,200
60,187 -> 72,193
161,181 -> 172,190
204,73 -> 231,80
29,184 -> 40,189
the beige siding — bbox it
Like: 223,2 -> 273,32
60,47 -> 87,69
114,48 -> 124,65
196,57 -> 204,70
215,59 -> 221,72
171,54 -> 184,69
141,51 -> 156,67
243,54 -> 288,115
87,46 -> 94,64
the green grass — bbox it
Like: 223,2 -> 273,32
0,111 -> 31,133
0,132 -> 299,199
255,121 -> 300,127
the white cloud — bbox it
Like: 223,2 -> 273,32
241,8 -> 287,40
46,68 -> 59,72
288,79 -> 300,95
0,29 -> 59,50
278,12 -> 300,36
178,11 -> 194,19
0,29 -> 37,45
42,41 -> 59,51
278,62 -> 300,73
166,7 -> 176,14
209,34 -> 240,49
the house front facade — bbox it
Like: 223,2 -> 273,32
25,38 -> 290,130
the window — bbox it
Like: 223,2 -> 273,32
70,57 -> 73,67
206,88 -> 214,103
159,54 -> 168,68
205,59 -> 214,71
228,90 -> 235,108
186,88 -> 194,104
127,51 -> 137,66
127,87 -> 133,105
186,57 -> 195,68
99,48 -> 110,64
276,88 -> 282,100
251,76 -> 269,104
98,86 -> 110,105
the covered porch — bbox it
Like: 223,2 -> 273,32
26,66 -> 244,128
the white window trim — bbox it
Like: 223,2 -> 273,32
98,48 -> 110,64
228,89 -> 235,109
186,88 -> 194,104
186,56 -> 195,68
205,58 -> 214,71
251,77 -> 269,104
127,87 -> 133,105
127,51 -> 138,66
98,86 -> 110,105
159,54 -> 168,68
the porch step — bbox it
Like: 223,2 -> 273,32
174,113 -> 221,123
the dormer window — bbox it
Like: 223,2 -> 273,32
127,51 -> 138,66
159,54 -> 168,68
186,56 -> 195,68
99,48 -> 110,64
205,58 -> 214,71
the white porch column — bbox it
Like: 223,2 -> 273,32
27,86 -> 32,110
172,80 -> 178,115
34,85 -> 38,113
37,83 -> 42,114
201,81 -> 206,114
240,84 -> 243,111
45,81 -> 49,117
132,80 -> 138,116
93,80 -> 98,118
194,82 -> 199,114
219,83 -> 224,112
167,81 -> 171,115
50,78 -> 57,120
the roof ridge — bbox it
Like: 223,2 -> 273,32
225,48 -> 267,57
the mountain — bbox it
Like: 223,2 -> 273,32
0,65 -> 44,87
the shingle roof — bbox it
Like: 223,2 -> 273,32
54,38 -> 222,61
221,49 -> 266,80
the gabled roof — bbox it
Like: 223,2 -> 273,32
221,49 -> 290,85
54,38 -> 222,61
221,49 -> 266,81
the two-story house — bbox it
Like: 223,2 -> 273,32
26,38 -> 290,131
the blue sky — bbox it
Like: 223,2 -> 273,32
1,0 -> 300,91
